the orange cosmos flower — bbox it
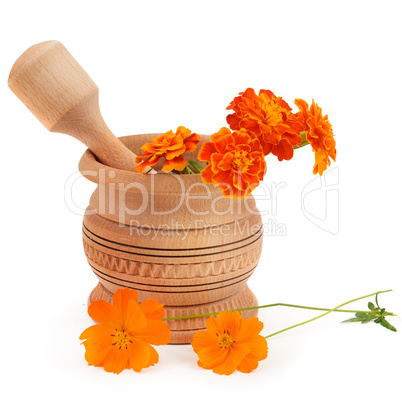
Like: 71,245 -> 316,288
191,311 -> 268,375
135,126 -> 200,173
294,99 -> 336,175
226,88 -> 303,161
198,127 -> 266,199
79,287 -> 171,374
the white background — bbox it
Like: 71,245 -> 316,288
1,1 -> 401,401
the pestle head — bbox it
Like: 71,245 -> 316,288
8,40 -> 156,173
8,40 -> 98,132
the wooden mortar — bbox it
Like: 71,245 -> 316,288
80,133 -> 263,344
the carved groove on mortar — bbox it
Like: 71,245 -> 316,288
83,238 -> 262,279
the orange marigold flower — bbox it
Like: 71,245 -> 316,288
135,126 -> 200,173
191,311 -> 268,375
226,88 -> 303,161
294,99 -> 336,176
198,127 -> 266,199
79,287 -> 171,374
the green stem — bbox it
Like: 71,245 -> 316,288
294,131 -> 309,149
264,289 -> 393,339
162,292 -> 394,322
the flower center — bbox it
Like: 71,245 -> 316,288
160,138 -> 172,147
112,329 -> 132,350
232,150 -> 253,173
262,101 -> 285,126
217,332 -> 235,349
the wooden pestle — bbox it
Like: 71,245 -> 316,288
8,40 -> 155,173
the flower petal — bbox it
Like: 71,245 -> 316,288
141,143 -> 158,153
258,89 -> 275,98
133,320 -> 171,345
242,87 -> 259,101
124,299 -> 147,333
237,315 -> 264,342
239,118 -> 260,133
233,128 -> 254,145
212,344 -> 250,375
218,311 -> 242,338
88,299 -> 121,330
236,352 -> 261,373
198,141 -> 217,162
127,338 -> 151,372
80,322 -> 112,339
112,288 -> 138,328
103,345 -> 129,374
217,152 -> 234,171
196,345 -> 228,370
176,126 -> 192,139
294,98 -> 309,117
151,131 -> 172,144
191,329 -> 219,353
80,325 -> 114,367
210,153 -> 225,173
205,311 -> 242,339
144,344 -> 159,368
200,164 -> 214,184
241,173 -> 260,190
162,155 -> 187,172
184,133 -> 201,152
313,149 -> 328,176
135,155 -> 162,173
249,137 -> 263,152
233,173 -> 249,191
211,127 -> 232,142
245,155 -> 264,176
135,127 -> 200,174
226,113 -> 241,130
139,299 -> 165,321
101,344 -> 157,372
191,311 -> 268,375
135,151 -> 152,162
212,170 -> 233,187
214,133 -> 234,154
244,335 -> 268,362
271,139 -> 294,161
222,185 -> 247,199
165,144 -> 187,160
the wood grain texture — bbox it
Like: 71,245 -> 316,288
8,40 -> 154,173
82,230 -> 262,278
81,133 -> 263,343
80,134 -> 259,227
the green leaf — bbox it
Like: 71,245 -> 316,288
188,160 -> 205,174
342,317 -> 364,323
379,319 -> 397,332
374,317 -> 382,323
368,302 -> 376,311
355,312 -> 370,320
361,318 -> 374,324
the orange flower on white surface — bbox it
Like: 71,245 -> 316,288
80,288 -> 170,374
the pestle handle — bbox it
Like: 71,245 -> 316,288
8,40 -> 155,173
